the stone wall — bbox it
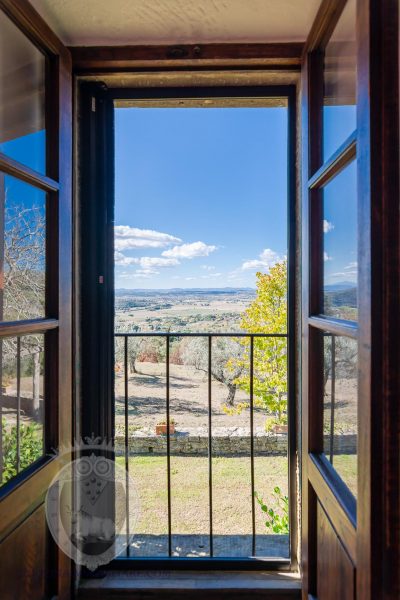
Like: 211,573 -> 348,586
115,426 -> 357,457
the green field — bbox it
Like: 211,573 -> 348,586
116,454 -> 357,535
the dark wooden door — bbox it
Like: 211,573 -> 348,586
301,1 -> 400,599
0,2 -> 72,599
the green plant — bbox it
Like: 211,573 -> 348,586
255,486 -> 289,534
1,418 -> 42,484
156,418 -> 175,426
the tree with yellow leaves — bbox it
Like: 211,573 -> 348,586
228,260 -> 287,430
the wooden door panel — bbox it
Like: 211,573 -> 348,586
316,502 -> 354,600
0,505 -> 47,600
0,1 -> 73,599
302,1 -> 400,598
301,2 -> 358,599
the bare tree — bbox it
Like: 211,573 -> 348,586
182,337 -> 245,406
323,334 -> 357,391
2,203 -> 45,414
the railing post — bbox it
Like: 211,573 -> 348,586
329,334 -> 336,464
208,335 -> 213,557
166,334 -> 172,556
250,335 -> 256,556
124,335 -> 131,556
16,336 -> 21,474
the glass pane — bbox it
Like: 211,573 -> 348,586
114,104 -> 290,559
323,161 -> 357,320
0,334 -> 45,487
0,174 -> 46,321
115,335 -> 169,557
253,336 -> 289,557
0,9 -> 46,174
323,0 -> 356,160
323,333 -> 357,498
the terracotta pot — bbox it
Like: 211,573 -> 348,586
155,424 -> 175,435
273,424 -> 288,434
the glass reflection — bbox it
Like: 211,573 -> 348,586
0,175 -> 46,321
0,9 -> 46,173
323,0 -> 356,160
323,333 -> 357,498
0,334 -> 45,487
323,161 -> 357,321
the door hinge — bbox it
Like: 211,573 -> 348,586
91,97 -> 96,112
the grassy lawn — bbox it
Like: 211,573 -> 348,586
117,455 -> 288,535
116,453 -> 357,536
331,454 -> 357,498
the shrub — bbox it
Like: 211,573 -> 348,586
1,418 -> 42,484
255,486 -> 289,534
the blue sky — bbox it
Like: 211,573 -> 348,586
115,107 -> 289,289
115,105 -> 357,290
1,130 -> 45,175
1,109 -> 357,291
323,158 -> 357,287
2,130 -> 46,245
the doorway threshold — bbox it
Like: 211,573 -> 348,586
78,569 -> 301,599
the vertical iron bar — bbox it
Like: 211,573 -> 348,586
250,335 -> 256,556
208,335 -> 213,557
0,174 -> 4,483
329,335 -> 336,464
166,335 -> 172,556
124,336 -> 131,557
16,337 -> 21,473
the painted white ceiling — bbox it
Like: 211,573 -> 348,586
29,0 -> 321,46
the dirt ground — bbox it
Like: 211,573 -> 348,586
115,361 -> 268,431
115,361 -> 357,434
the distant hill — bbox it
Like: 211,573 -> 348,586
115,287 -> 255,297
324,282 -> 356,292
324,282 -> 357,308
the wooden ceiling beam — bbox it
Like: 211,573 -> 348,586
69,42 -> 303,73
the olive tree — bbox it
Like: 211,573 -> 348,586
182,336 -> 245,406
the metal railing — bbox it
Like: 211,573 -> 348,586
115,331 -> 288,558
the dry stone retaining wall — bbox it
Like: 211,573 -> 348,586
115,426 -> 356,457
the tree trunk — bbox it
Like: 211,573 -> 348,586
226,383 -> 237,406
129,357 -> 137,375
32,352 -> 40,416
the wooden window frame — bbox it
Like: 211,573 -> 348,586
0,0 -> 72,547
302,1 -> 400,599
301,3 -> 359,596
76,78 -> 301,571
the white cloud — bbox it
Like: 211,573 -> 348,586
330,271 -> 357,279
114,251 -> 137,266
114,251 -> 178,268
139,257 -> 179,268
114,225 -> 181,250
135,268 -> 160,277
329,261 -> 358,280
323,220 -> 334,233
324,252 -> 332,262
117,268 -> 159,280
344,261 -> 357,270
162,241 -> 217,259
201,265 -> 216,271
241,248 -> 282,271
